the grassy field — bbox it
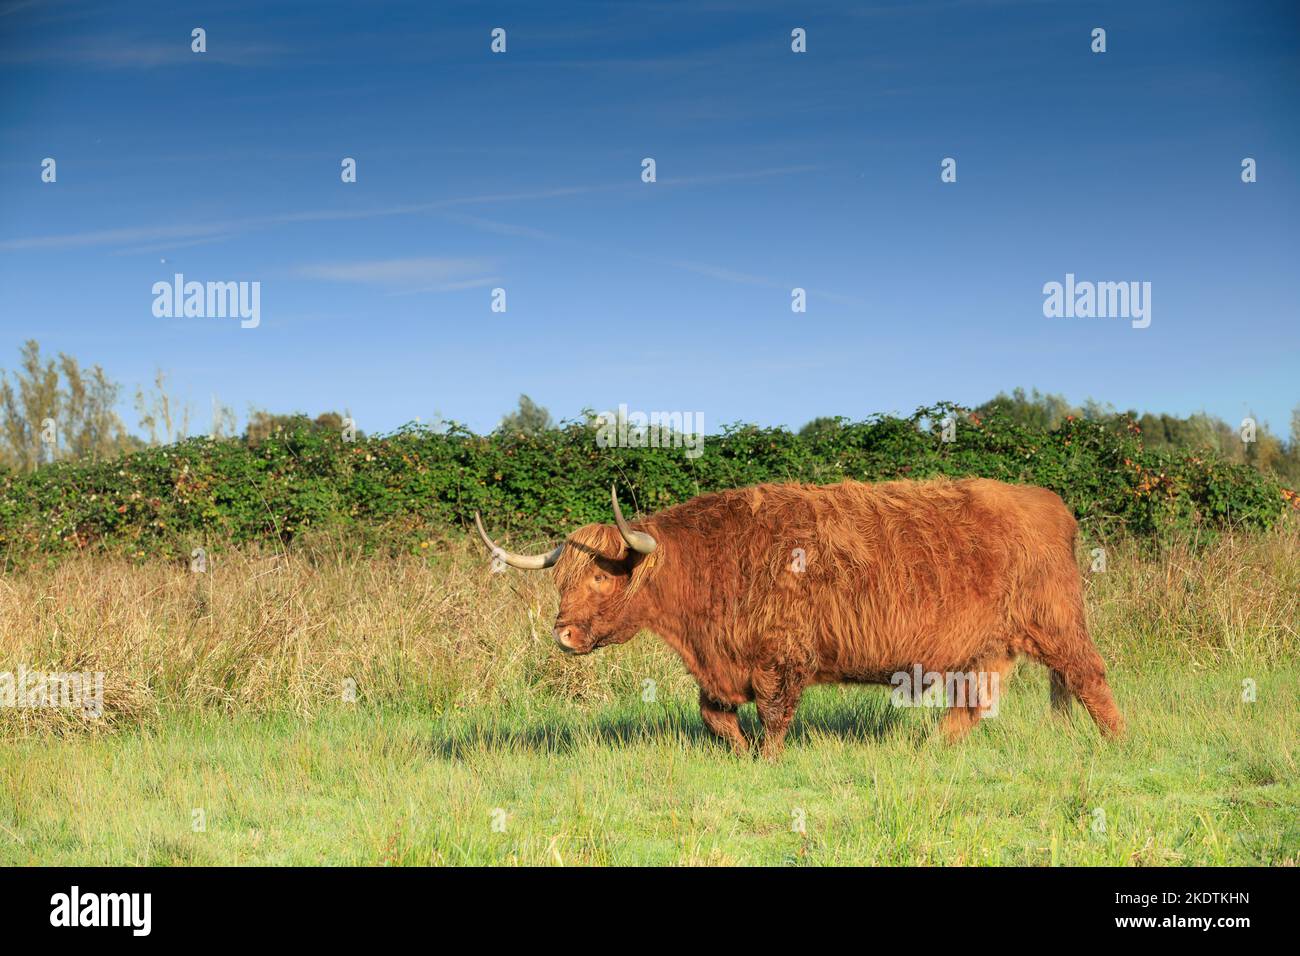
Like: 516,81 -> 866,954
1,524 -> 1297,865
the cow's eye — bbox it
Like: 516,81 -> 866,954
593,573 -> 607,583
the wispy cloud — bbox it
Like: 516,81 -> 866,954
385,276 -> 502,296
661,259 -> 778,288
440,213 -> 560,242
0,0 -> 43,17
3,156 -> 854,300
111,234 -> 240,257
657,256 -> 864,306
438,198 -> 862,307
0,35 -> 288,67
293,257 -> 497,293
0,165 -> 822,253
2,221 -> 231,252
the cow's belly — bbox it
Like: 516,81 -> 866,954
813,669 -> 895,686
813,616 -> 1006,680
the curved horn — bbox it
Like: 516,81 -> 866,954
610,484 -> 657,555
474,512 -> 562,570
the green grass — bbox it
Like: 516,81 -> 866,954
2,529 -> 1295,865
3,663 -> 1295,866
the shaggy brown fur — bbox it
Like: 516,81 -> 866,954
507,478 -> 1124,758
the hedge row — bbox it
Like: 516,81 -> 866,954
0,403 -> 1291,563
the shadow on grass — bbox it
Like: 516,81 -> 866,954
429,692 -> 920,760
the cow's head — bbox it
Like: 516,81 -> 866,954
475,485 -> 659,654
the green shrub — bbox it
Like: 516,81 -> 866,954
0,403 -> 1290,565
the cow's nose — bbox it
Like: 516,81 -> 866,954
552,626 -> 575,649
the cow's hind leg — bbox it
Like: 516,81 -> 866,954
1018,592 -> 1125,738
1049,669 -> 1071,715
699,689 -> 750,756
1051,651 -> 1124,738
939,652 -> 1017,743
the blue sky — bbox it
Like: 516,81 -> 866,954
1,0 -> 1297,437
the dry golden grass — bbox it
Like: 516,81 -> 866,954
1085,522 -> 1300,667
1,520 -> 1296,738
0,536 -> 691,736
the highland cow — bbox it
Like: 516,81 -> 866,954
475,479 -> 1125,758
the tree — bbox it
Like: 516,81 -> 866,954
497,394 -> 554,435
976,387 -> 1075,431
0,340 -> 61,469
1137,411 -> 1224,453
244,409 -> 358,446
209,394 -> 239,440
1281,404 -> 1300,484
135,369 -> 191,446
0,341 -> 135,468
798,416 -> 844,442
60,354 -> 130,461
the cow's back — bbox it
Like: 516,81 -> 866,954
681,478 -> 1074,680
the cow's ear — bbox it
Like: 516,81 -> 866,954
624,547 -> 660,594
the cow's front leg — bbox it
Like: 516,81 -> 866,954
699,689 -> 750,755
753,664 -> 807,761
939,651 -> 1018,743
